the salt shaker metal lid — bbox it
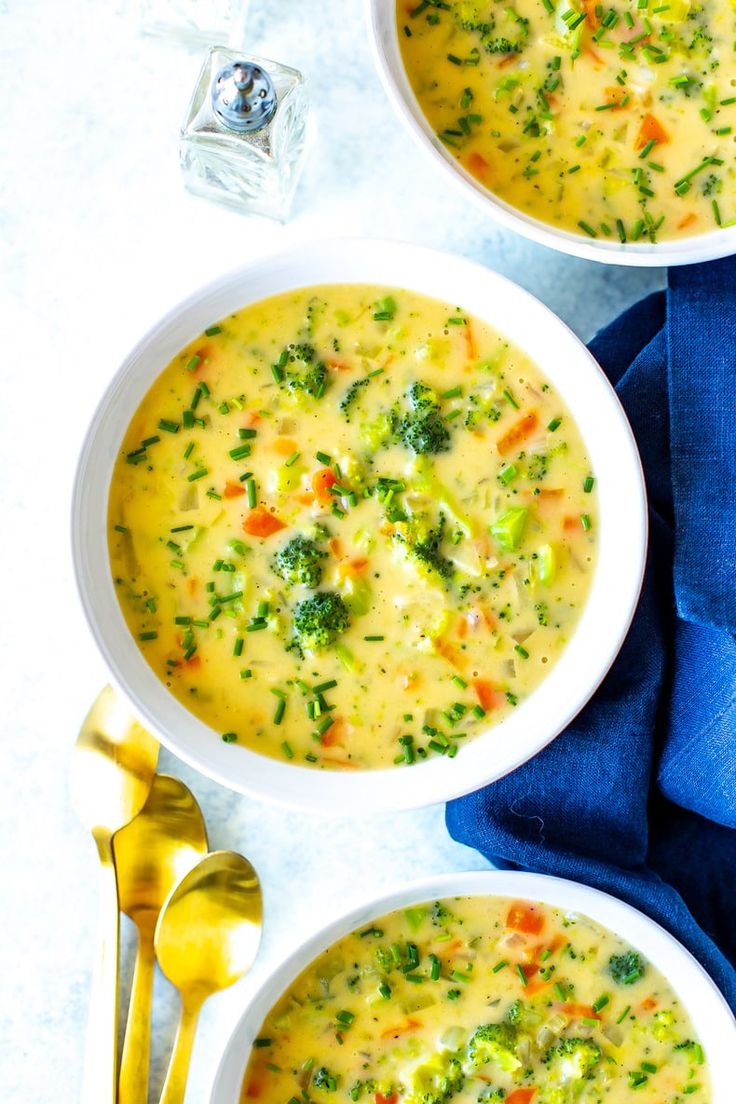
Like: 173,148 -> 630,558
211,60 -> 277,132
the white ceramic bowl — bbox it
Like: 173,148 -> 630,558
366,0 -> 736,267
211,868 -> 736,1103
72,238 -> 646,812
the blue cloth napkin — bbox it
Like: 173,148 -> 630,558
447,255 -> 736,1012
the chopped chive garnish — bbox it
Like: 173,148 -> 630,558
547,417 -> 561,431
246,478 -> 257,508
554,982 -> 567,1001
285,451 -> 301,467
158,419 -> 179,433
205,325 -> 222,336
378,981 -> 392,999
229,444 -> 252,461
221,731 -> 237,743
184,442 -> 194,460
139,631 -> 158,641
280,739 -> 293,757
581,513 -> 592,531
578,220 -> 598,238
514,644 -> 529,659
517,964 -> 528,986
499,463 -> 518,485
616,1004 -> 631,1023
239,427 -> 257,439
185,355 -> 201,373
171,524 -> 194,532
492,959 -> 508,973
254,1038 -> 272,1048
114,524 -> 128,533
187,468 -> 208,481
233,636 -> 244,657
583,475 -> 595,493
502,389 -> 519,409
315,451 -> 332,464
429,954 -> 441,980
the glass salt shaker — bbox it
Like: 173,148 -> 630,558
179,48 -> 309,221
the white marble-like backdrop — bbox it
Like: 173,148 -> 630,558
0,1 -> 663,1100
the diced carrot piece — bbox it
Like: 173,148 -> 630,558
457,615 -> 469,640
582,0 -> 599,27
273,437 -> 299,455
677,212 -> 698,230
327,358 -> 353,371
467,151 -> 491,181
497,412 -> 539,455
554,1002 -> 601,1020
313,467 -> 337,504
506,1090 -> 537,1104
321,755 -> 360,769
507,901 -> 546,936
375,1094 -> 397,1104
184,653 -> 201,669
635,113 -> 669,150
294,492 -> 315,506
584,45 -> 605,65
186,577 -> 199,596
639,996 -> 658,1012
563,515 -> 583,532
243,507 -> 286,538
244,410 -> 262,427
603,85 -> 629,109
320,718 -> 348,748
380,1017 -> 421,1039
464,321 -> 478,362
473,678 -> 504,711
328,537 -> 344,559
436,640 -> 467,670
224,480 -> 245,498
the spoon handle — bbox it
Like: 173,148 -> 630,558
158,998 -> 202,1104
119,929 -> 156,1104
81,837 -> 120,1104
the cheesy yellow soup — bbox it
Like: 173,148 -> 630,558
108,285 -> 597,770
241,895 -> 710,1104
398,0 -> 736,242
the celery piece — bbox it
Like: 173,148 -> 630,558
536,543 -> 557,585
404,906 -> 428,931
490,507 -> 528,552
341,574 -> 372,617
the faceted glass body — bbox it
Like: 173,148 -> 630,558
179,47 -> 308,221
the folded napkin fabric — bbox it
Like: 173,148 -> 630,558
446,255 -> 736,1012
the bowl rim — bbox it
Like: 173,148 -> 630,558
210,868 -> 736,1103
71,236 -> 647,812
365,0 -> 736,268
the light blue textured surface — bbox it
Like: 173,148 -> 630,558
0,1 -> 664,1101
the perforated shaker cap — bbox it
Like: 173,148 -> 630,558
211,60 -> 277,132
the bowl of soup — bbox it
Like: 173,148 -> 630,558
367,0 -> 736,264
72,238 -> 645,810
211,869 -> 735,1103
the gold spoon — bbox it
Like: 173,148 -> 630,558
69,685 -> 159,1104
114,774 -> 208,1104
154,851 -> 263,1104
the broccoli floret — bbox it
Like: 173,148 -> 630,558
274,535 -> 327,588
505,999 -> 529,1027
674,1039 -> 704,1063
465,1023 -> 521,1074
313,1067 -> 338,1092
394,382 -> 451,455
340,377 -> 371,420
650,1009 -> 678,1041
293,591 -> 350,651
481,10 -> 528,53
397,513 -> 454,582
278,342 -> 329,399
608,950 -> 645,985
544,1038 -> 602,1082
403,1053 -> 465,1104
454,1 -> 492,32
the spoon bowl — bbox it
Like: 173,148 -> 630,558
114,774 -> 208,1104
69,685 -> 159,1104
155,851 -> 262,1104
